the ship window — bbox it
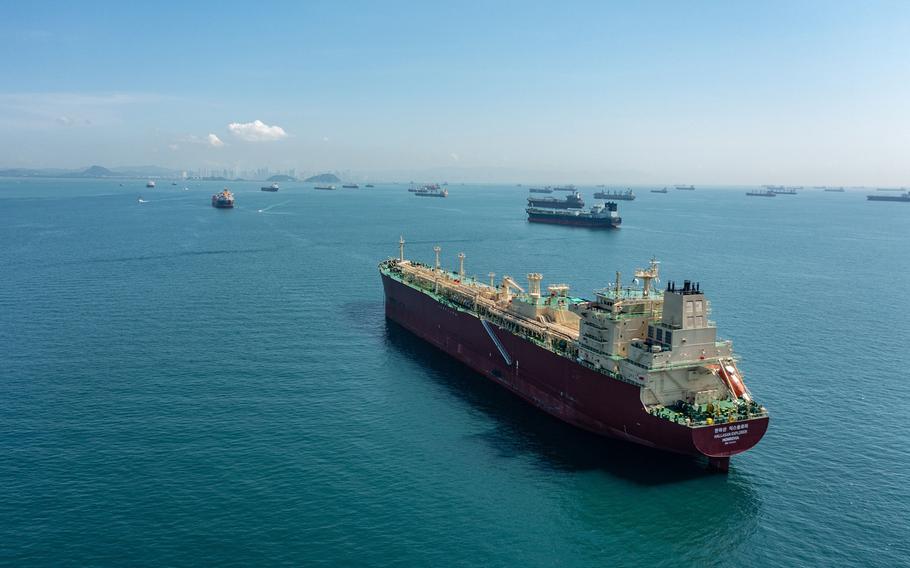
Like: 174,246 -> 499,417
665,331 -> 672,344
696,315 -> 705,327
656,328 -> 663,342
686,316 -> 695,328
647,326 -> 654,339
685,301 -> 694,314
695,300 -> 703,313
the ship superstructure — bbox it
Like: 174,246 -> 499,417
380,242 -> 768,470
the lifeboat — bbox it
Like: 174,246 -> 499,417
717,361 -> 749,400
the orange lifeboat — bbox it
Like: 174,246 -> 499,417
717,361 -> 748,399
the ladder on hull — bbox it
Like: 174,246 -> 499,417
481,319 -> 512,366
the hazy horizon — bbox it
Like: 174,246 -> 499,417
3,1 -> 909,185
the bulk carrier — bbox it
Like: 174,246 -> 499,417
380,241 -> 769,471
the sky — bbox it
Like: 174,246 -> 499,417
1,1 -> 909,184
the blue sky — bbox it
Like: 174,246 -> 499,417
2,1 -> 908,183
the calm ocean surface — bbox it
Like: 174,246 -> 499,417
1,179 -> 908,567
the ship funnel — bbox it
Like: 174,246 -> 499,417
527,273 -> 543,299
458,252 -> 465,279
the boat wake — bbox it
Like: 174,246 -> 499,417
258,200 -> 292,213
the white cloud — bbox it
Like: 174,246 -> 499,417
56,116 -> 74,126
207,133 -> 224,147
168,143 -> 180,151
450,152 -> 460,162
227,119 -> 288,142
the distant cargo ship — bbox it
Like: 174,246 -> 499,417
527,202 -> 621,228
675,184 -> 695,191
380,246 -> 769,471
211,189 -> 234,208
529,187 -> 553,194
824,187 -> 845,192
261,183 -> 279,192
867,191 -> 910,202
651,187 -> 668,194
146,180 -> 156,188
527,191 -> 584,209
414,187 -> 448,197
746,190 -> 776,197
314,185 -> 337,190
552,185 -> 577,192
365,184 -> 375,188
594,189 -> 635,201
342,184 -> 359,188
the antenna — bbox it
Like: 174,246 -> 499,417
458,252 -> 465,279
615,271 -> 622,296
398,235 -> 405,261
489,272 -> 496,287
433,245 -> 441,271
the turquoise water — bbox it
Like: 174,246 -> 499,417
2,179 -> 908,567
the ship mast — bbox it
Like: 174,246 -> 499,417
433,246 -> 441,272
399,235 -> 405,262
458,252 -> 465,280
633,257 -> 660,297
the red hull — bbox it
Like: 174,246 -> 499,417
527,216 -> 620,228
382,273 -> 768,466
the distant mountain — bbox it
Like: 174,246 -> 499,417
267,174 -> 297,182
304,173 -> 341,183
63,165 -> 116,178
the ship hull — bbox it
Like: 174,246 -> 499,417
526,201 -> 583,209
381,273 -> 768,466
867,195 -> 910,202
527,214 -> 620,228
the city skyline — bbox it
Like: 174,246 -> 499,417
2,1 -> 909,185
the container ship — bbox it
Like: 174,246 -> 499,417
527,202 -> 621,228
527,191 -> 584,209
867,190 -> 910,202
379,244 -> 769,471
594,189 -> 635,201
211,189 -> 234,208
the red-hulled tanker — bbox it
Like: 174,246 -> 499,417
380,241 -> 769,471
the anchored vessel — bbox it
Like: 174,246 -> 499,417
261,183 -> 279,192
146,180 -> 156,188
746,190 -> 777,197
594,189 -> 636,201
527,191 -> 584,209
651,187 -> 669,194
529,187 -> 554,194
867,191 -> 910,202
342,184 -> 359,188
527,202 -> 621,228
379,244 -> 769,471
675,184 -> 695,191
415,186 -> 448,197
211,189 -> 234,208
314,185 -> 337,190
552,185 -> 577,192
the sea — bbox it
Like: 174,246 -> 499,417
2,179 -> 908,567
